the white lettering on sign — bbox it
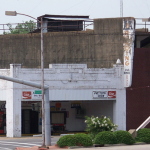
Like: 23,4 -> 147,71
123,18 -> 135,87
22,91 -> 32,99
108,91 -> 116,98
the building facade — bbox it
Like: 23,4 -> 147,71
0,63 -> 125,137
0,16 -> 150,136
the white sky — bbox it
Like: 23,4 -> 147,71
1,0 -> 150,27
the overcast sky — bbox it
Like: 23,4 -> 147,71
1,0 -> 150,28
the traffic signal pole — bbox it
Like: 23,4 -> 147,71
0,75 -> 51,146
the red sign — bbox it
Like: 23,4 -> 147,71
55,103 -> 61,108
108,91 -> 116,98
22,91 -> 32,99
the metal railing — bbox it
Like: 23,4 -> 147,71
0,20 -> 94,34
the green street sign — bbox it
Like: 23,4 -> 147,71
34,90 -> 42,94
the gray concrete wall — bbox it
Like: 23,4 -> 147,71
0,17 -> 126,69
94,18 -> 124,67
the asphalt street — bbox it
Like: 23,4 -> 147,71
0,136 -> 59,150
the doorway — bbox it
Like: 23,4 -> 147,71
51,111 -> 66,133
22,109 -> 38,134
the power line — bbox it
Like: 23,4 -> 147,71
58,0 -> 86,15
120,0 -> 123,17
28,0 -> 43,14
145,0 -> 150,14
84,0 -> 96,14
132,0 -> 144,17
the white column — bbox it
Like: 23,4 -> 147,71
113,89 -> 126,131
113,64 -> 126,131
6,64 -> 22,137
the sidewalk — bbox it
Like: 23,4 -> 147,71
16,145 -> 68,150
16,143 -> 150,150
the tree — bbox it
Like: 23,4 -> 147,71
3,20 -> 36,34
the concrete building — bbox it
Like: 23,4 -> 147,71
0,63 -> 125,137
0,16 -> 150,136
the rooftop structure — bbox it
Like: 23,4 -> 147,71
35,14 -> 92,33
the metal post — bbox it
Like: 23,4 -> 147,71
41,17 -> 45,147
0,75 -> 48,89
0,74 -> 51,145
44,88 -> 51,146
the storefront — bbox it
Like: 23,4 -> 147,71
0,63 -> 126,137
21,93 -> 116,134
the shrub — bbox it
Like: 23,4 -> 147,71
57,133 -> 93,148
74,133 -> 93,147
85,116 -> 117,138
57,135 -> 76,147
136,128 -> 150,143
114,130 -> 135,145
94,131 -> 117,145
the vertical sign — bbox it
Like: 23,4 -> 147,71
123,18 -> 135,87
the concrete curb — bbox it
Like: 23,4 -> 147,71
15,142 -> 148,150
16,145 -> 67,150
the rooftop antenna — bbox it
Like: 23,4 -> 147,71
120,0 -> 123,17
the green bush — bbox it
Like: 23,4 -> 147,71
74,133 -> 93,147
57,135 -> 76,147
136,128 -> 150,143
114,130 -> 135,145
94,131 -> 117,145
57,134 -> 93,148
85,116 -> 117,139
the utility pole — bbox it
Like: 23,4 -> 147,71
120,0 -> 123,17
0,74 -> 51,146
